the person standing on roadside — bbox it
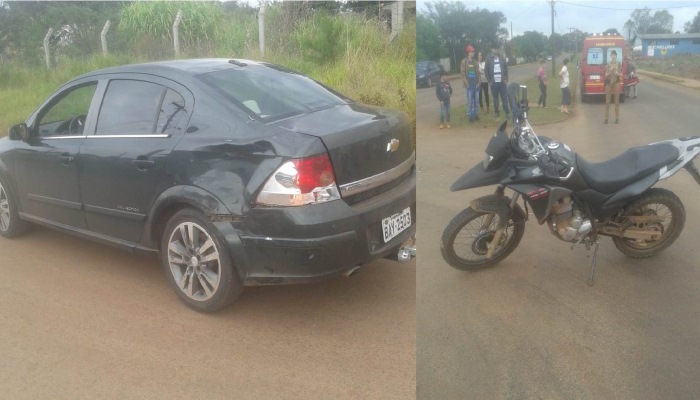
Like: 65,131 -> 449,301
559,58 -> 570,114
460,45 -> 481,122
436,70 -> 452,129
604,50 -> 622,124
485,46 -> 509,118
625,56 -> 638,98
537,60 -> 547,108
478,51 -> 490,114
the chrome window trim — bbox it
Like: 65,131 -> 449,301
86,134 -> 171,139
43,135 -> 87,140
339,152 -> 415,197
43,134 -> 171,140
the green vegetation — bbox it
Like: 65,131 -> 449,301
418,2 -> 507,71
0,2 -> 415,141
637,56 -> 700,81
452,64 -> 578,128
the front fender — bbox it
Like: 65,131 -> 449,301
470,193 -> 527,229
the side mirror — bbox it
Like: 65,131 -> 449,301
8,123 -> 28,141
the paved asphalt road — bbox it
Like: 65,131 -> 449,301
416,65 -> 700,399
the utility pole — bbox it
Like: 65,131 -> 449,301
550,1 -> 556,77
569,27 -> 573,57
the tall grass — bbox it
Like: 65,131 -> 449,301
0,4 -> 415,140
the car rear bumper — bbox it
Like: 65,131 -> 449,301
216,169 -> 416,285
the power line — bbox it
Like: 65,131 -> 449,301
557,1 -> 700,11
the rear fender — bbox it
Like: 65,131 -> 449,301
654,136 -> 700,180
143,185 -> 235,248
470,193 -> 527,230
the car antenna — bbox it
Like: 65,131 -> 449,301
228,59 -> 247,67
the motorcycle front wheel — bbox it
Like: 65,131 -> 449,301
441,207 -> 525,271
612,188 -> 685,258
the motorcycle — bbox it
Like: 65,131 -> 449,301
624,71 -> 639,98
441,83 -> 700,284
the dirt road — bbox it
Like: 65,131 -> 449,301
417,68 -> 700,399
0,227 -> 415,399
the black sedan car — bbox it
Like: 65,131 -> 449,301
0,59 -> 416,312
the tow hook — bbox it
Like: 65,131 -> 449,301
397,236 -> 416,263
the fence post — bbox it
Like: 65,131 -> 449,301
173,10 -> 183,57
44,28 -> 53,70
101,20 -> 111,56
258,1 -> 266,56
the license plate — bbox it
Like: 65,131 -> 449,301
589,75 -> 600,80
382,207 -> 412,243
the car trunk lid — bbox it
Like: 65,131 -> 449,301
270,103 -> 414,201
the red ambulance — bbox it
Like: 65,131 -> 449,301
579,34 -> 628,103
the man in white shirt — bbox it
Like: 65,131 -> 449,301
485,47 -> 510,118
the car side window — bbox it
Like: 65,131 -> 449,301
156,89 -> 186,135
37,83 -> 97,137
96,80 -> 165,136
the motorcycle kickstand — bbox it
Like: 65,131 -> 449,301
587,239 -> 600,286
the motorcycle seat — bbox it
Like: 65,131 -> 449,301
576,143 -> 679,194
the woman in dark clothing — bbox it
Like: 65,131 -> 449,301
478,52 -> 490,114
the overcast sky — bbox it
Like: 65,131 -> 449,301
417,0 -> 700,38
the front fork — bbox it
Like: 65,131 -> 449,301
484,187 -> 521,259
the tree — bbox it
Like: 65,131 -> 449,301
562,30 -> 587,57
511,31 -> 546,62
423,1 -> 506,72
547,32 -> 564,55
647,10 -> 673,34
603,28 -> 621,36
416,14 -> 445,61
624,7 -> 673,45
685,11 -> 700,33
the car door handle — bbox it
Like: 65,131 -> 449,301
59,153 -> 74,164
132,158 -> 155,171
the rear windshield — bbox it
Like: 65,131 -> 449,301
586,47 -> 623,65
198,65 -> 350,122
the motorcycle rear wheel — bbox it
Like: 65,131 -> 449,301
612,188 -> 685,258
441,207 -> 525,270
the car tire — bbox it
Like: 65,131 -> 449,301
0,175 -> 30,238
160,208 -> 243,312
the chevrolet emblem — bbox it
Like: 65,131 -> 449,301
387,139 -> 400,152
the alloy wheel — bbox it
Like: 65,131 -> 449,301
167,222 -> 221,301
0,182 -> 10,232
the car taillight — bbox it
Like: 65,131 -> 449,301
256,153 -> 341,206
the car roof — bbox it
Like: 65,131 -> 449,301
73,58 -> 270,81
